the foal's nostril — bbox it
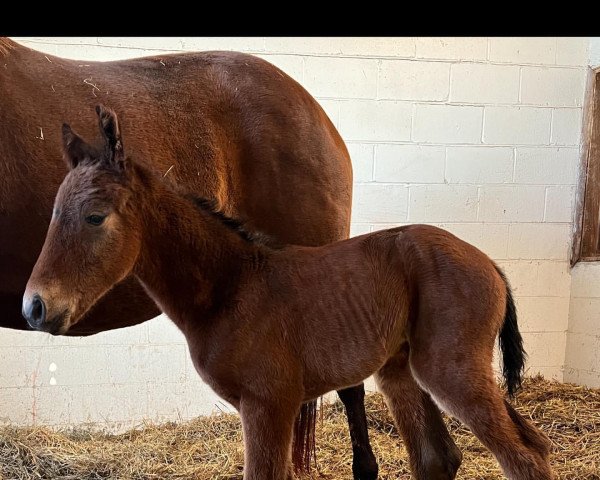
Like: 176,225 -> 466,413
25,294 -> 47,328
32,295 -> 45,322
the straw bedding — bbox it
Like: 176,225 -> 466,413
0,376 -> 598,479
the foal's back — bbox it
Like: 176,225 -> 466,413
235,224 -> 504,399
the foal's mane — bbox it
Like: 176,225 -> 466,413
187,196 -> 280,249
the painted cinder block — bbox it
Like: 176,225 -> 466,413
378,60 -> 450,101
571,262 -> 600,298
525,366 -> 563,382
515,296 -> 570,333
544,186 -> 576,223
106,344 -> 187,385
445,146 -> 514,184
551,108 -> 583,146
514,147 -> 579,185
536,261 -> 572,298
555,38 -> 589,66
488,37 -> 556,65
0,347 -> 41,388
347,143 -> 374,183
507,223 -> 571,261
264,37 -> 416,58
339,100 -> 412,141
351,184 -> 408,223
66,383 -> 149,425
407,185 -> 479,222
374,144 -> 445,183
304,57 -> 378,99
479,186 -> 546,222
564,332 -> 600,373
29,346 -> 112,387
147,314 -> 186,344
0,387 -> 33,425
521,66 -> 586,107
413,104 -> 483,144
415,37 -> 488,61
450,63 -> 520,104
521,331 -> 567,367
568,298 -> 600,336
496,260 -> 571,298
483,106 -> 552,145
564,368 -> 600,388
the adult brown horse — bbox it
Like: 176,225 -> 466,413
24,106 -> 554,480
0,36 -> 383,478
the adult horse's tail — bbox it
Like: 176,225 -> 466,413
496,266 -> 526,398
292,400 -> 317,473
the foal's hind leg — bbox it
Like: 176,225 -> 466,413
410,350 -> 552,479
374,345 -> 462,480
337,384 -> 379,480
240,396 -> 299,480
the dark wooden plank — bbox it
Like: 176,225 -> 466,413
578,70 -> 600,261
571,68 -> 596,265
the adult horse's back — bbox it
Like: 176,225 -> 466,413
0,37 -> 352,334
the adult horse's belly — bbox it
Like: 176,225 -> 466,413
0,39 -> 352,335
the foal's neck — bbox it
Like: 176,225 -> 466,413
132,166 -> 267,333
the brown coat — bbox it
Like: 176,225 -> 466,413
25,107 -> 554,480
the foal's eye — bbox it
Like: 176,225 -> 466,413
85,214 -> 106,226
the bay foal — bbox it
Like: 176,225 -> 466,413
24,107 -> 553,480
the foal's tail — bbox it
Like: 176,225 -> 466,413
496,266 -> 527,398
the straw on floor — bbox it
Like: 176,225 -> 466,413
0,376 -> 598,479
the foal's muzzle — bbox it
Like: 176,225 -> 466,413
22,293 -> 67,334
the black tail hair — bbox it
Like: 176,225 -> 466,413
496,266 -> 527,398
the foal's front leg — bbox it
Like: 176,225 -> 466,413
240,396 -> 300,480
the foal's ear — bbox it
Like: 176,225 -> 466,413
96,104 -> 126,168
62,123 -> 96,170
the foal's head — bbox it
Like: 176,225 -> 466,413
23,106 -> 142,334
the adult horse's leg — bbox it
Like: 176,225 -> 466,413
337,384 -> 379,480
375,346 -> 462,480
240,396 -> 299,480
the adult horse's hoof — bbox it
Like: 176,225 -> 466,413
352,457 -> 379,480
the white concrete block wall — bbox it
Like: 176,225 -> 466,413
1,37 -> 590,429
565,264 -> 600,387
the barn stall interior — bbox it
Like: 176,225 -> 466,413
0,37 -> 599,479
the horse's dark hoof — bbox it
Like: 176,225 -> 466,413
352,460 -> 378,480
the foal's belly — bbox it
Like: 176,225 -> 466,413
301,342 -> 388,400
